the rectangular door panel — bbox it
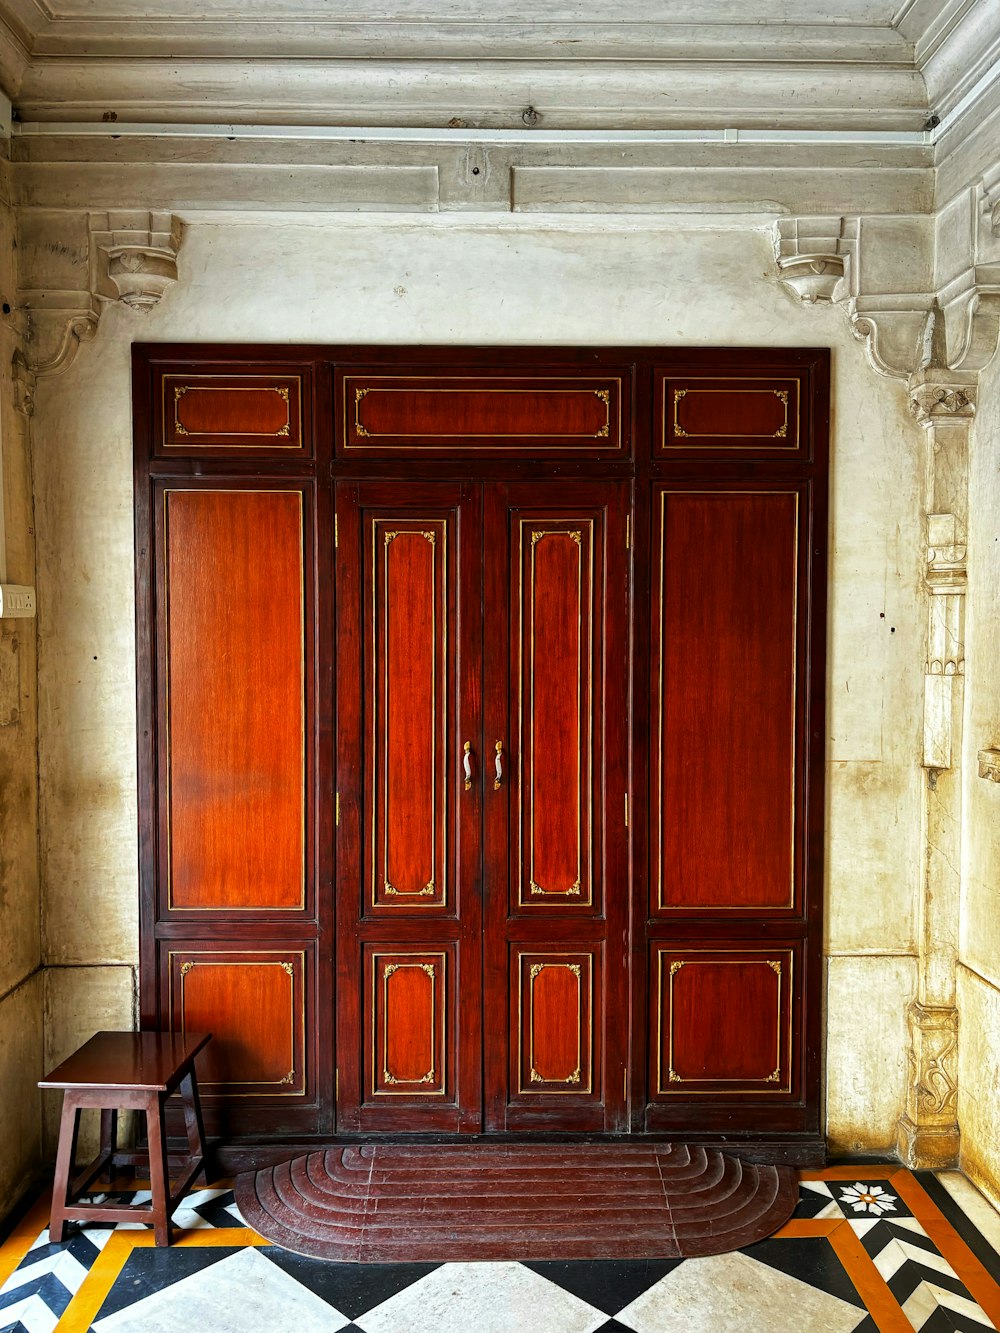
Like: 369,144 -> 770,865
365,947 -> 453,1102
369,519 -> 450,912
651,486 -> 803,916
164,944 -> 311,1100
157,484 -> 312,917
511,948 -> 601,1101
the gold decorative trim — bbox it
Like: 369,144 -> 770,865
669,384 -> 796,443
372,518 -> 447,909
165,377 -> 301,446
384,881 -> 435,897
656,950 -> 792,1095
345,377 -> 622,448
521,956 -> 592,1094
374,952 -> 446,1096
521,520 -> 594,906
278,1070 -> 295,1086
169,950 -> 305,1097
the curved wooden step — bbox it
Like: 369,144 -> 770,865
235,1143 -> 797,1262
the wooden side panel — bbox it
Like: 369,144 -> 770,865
165,946 -> 308,1098
366,948 -> 451,1101
161,487 -> 307,915
650,946 -> 795,1098
514,521 -> 599,911
652,488 -> 800,915
655,374 -> 807,459
159,373 -> 308,455
340,373 -> 627,456
512,949 -> 599,1099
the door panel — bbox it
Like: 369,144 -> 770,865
336,483 -> 482,1133
651,486 -> 803,916
484,482 -> 629,1132
158,485 -> 309,916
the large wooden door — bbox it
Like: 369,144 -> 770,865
133,343 -> 828,1162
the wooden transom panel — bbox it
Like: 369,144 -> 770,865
652,947 -> 794,1096
166,947 -> 307,1097
656,375 -> 805,458
162,488 -> 306,914
652,487 -> 799,914
341,373 -> 627,454
161,374 -> 305,452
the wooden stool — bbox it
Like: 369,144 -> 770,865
39,1030 -> 212,1247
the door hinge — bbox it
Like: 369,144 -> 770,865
336,791 -> 340,825
626,515 -> 630,550
624,792 -> 629,827
336,1067 -> 339,1100
334,514 -> 339,549
624,1067 -> 628,1101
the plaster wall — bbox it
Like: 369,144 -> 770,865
958,344 -> 1000,1208
32,217 -> 925,1152
0,145 -> 43,1216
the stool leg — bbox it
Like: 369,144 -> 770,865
145,1094 -> 173,1247
179,1070 -> 210,1186
99,1109 -> 118,1187
49,1094 -> 81,1244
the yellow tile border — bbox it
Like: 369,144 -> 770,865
55,1227 -> 269,1333
0,1195 -> 54,1287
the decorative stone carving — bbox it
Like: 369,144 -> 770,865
978,750 -> 1000,782
89,211 -> 184,311
898,1002 -> 960,1169
11,209 -> 184,413
773,216 -> 851,305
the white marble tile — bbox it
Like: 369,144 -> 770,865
0,1291 -> 61,1333
357,1261 -> 607,1333
901,1280 -> 995,1329
92,1246 -> 349,1333
616,1252 -> 867,1333
937,1172 -> 1000,1259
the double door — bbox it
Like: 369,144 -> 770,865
334,481 -> 629,1133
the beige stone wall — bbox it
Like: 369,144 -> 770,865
958,347 -> 1000,1207
0,143 -> 43,1217
32,217 -> 926,1153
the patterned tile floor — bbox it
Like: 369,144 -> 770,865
1,1165 -> 999,1332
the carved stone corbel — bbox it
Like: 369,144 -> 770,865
774,216 -> 852,305
89,211 -> 184,311
12,209 -> 184,414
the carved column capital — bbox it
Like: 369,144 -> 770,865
908,370 -> 977,429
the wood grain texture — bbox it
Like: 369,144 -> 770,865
341,373 -> 627,455
162,487 -> 306,914
651,947 -> 795,1096
165,947 -> 307,1097
652,488 -> 800,915
235,1142 -> 799,1260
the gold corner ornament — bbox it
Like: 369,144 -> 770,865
530,1066 -> 581,1085
180,960 -> 195,976
280,961 -> 294,975
278,1070 -> 295,1086
594,387 -> 611,438
669,960 -> 685,975
384,1068 -> 435,1086
767,959 -> 782,974
354,386 -> 370,436
384,881 -> 435,897
530,879 -> 582,895
668,1068 -> 682,1082
765,1068 -> 781,1083
531,529 -> 582,546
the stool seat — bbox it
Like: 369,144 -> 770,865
39,1030 -> 212,1247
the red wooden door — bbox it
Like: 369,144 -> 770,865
483,483 -> 629,1132
335,482 -> 483,1132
